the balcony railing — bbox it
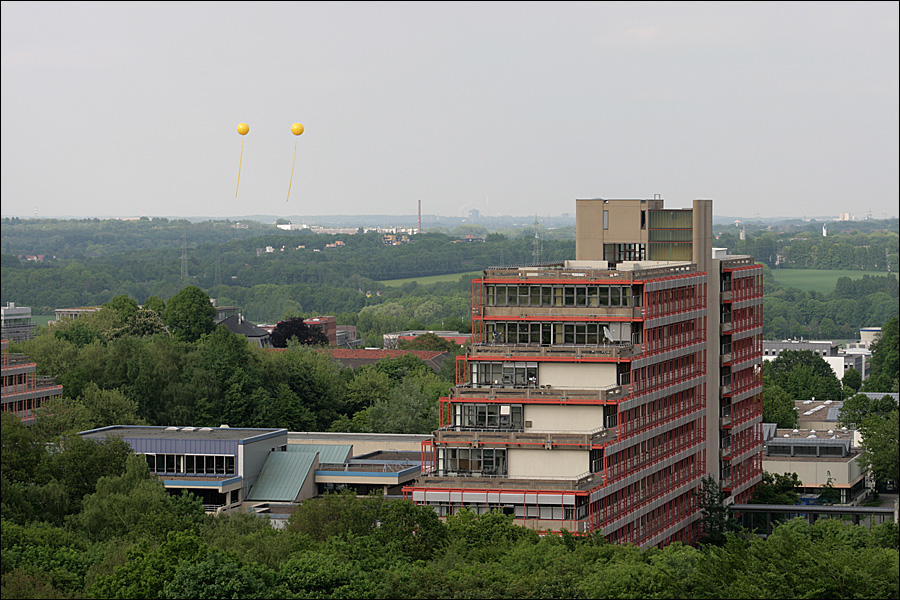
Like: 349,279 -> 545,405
433,426 -> 613,449
419,471 -> 597,491
468,342 -> 641,360
451,383 -> 628,403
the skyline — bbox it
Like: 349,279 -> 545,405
2,2 -> 898,220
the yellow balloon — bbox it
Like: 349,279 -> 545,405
291,123 -> 304,136
237,123 -> 250,136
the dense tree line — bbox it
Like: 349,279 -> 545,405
2,435 -> 897,600
14,291 -> 454,435
3,218 -> 898,343
762,271 -> 898,340
716,219 -> 898,270
3,416 -> 898,600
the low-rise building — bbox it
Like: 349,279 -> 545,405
383,330 -> 470,349
762,424 -> 870,505
79,425 -> 288,513
54,306 -> 101,321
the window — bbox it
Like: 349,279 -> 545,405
439,447 -> 507,476
143,453 -> 235,476
603,210 -> 609,230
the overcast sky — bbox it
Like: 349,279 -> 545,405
2,1 -> 898,220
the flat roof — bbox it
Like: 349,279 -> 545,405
288,432 -> 432,444
80,425 -> 287,442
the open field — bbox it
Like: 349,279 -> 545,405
769,269 -> 892,294
378,271 -> 482,287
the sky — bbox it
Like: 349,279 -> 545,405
1,1 -> 898,220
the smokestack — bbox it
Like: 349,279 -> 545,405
418,199 -> 422,234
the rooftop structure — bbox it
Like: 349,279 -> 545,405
80,425 -> 288,513
762,424 -> 870,505
54,306 -> 102,321
383,330 -> 470,349
1,302 -> 36,342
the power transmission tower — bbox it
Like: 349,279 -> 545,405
180,233 -> 188,280
532,215 -> 542,264
214,245 -> 222,287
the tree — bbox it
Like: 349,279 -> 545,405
842,367 -> 863,397
162,286 -> 216,342
120,308 -> 168,338
77,383 -> 144,428
73,454 -> 205,542
163,551 -> 283,599
839,392 -> 897,427
858,409 -> 899,489
286,490 -> 381,541
105,294 -> 139,322
818,478 -> 842,504
397,332 -> 460,352
375,498 -> 448,560
762,384 -> 797,428
764,350 -> 842,401
750,471 -> 801,505
343,366 -> 391,414
864,316 -> 899,393
695,475 -> 742,545
269,317 -> 328,348
142,295 -> 166,314
368,374 -> 440,434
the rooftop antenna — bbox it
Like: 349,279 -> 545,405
418,199 -> 421,234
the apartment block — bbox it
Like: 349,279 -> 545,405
405,197 -> 763,547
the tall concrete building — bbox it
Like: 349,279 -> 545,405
405,197 -> 763,547
2,339 -> 63,423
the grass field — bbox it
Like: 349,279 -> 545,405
769,269 -> 892,294
379,271 -> 482,287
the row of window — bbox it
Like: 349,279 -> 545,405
470,363 -> 538,386
766,445 -> 846,457
453,403 -> 525,429
427,503 -> 582,521
144,453 -> 236,476
485,321 -> 634,345
603,243 -> 647,262
437,447 -> 507,476
485,284 -> 635,308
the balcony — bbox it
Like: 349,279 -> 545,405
468,343 -> 641,361
419,471 -> 598,492
450,383 -> 628,404
433,426 -> 615,450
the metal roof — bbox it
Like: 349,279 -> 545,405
285,443 -> 352,465
245,451 -> 317,502
79,425 -> 286,442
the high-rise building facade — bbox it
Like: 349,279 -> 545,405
2,339 -> 63,423
405,198 -> 763,547
1,302 -> 36,343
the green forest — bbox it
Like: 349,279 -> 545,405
2,216 -> 898,346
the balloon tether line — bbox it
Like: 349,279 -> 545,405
235,139 -> 245,198
286,141 -> 298,202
